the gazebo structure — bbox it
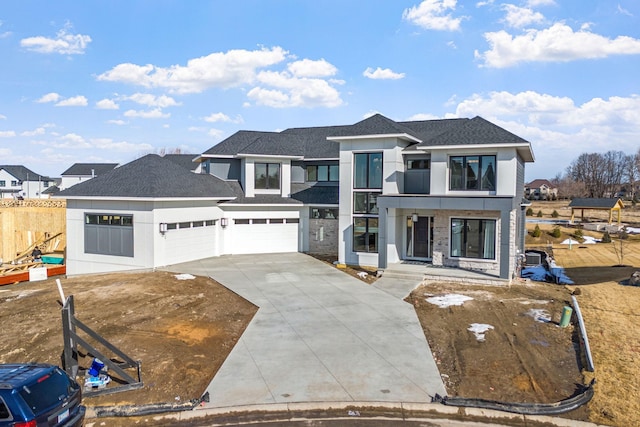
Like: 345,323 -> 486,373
568,198 -> 624,225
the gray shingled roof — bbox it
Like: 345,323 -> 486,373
568,198 -> 622,209
291,183 -> 339,205
0,165 -> 50,181
327,114 -> 421,140
163,154 -> 199,171
202,131 -> 278,156
61,163 -> 118,176
221,180 -> 302,205
414,116 -> 529,148
56,154 -> 236,199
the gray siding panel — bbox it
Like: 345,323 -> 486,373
210,158 -> 241,180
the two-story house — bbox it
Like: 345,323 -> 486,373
60,163 -> 119,190
525,179 -> 558,200
0,165 -> 53,199
57,114 -> 534,280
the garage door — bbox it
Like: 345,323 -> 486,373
230,218 -> 299,254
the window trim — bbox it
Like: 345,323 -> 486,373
353,152 -> 383,190
449,155 -> 496,191
255,162 -> 281,190
449,217 -> 497,260
353,217 -> 379,253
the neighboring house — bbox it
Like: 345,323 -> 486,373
0,165 -> 53,199
525,179 -> 558,200
57,114 -> 534,280
60,163 -> 119,191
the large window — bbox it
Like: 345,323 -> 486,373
353,192 -> 378,214
85,214 -> 134,257
450,218 -> 496,260
354,152 -> 382,189
307,164 -> 339,182
450,155 -> 496,191
353,217 -> 378,253
0,180 -> 5,187
255,163 -> 280,190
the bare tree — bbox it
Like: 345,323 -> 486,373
567,151 -> 628,198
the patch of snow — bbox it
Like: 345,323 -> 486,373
468,323 -> 494,341
357,271 -> 368,279
625,227 -> 640,234
426,294 -> 473,308
561,238 -> 580,245
526,308 -> 551,323
518,299 -> 550,305
582,236 -> 599,244
174,273 -> 196,280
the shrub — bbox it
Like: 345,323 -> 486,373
531,225 -> 541,237
601,231 -> 612,243
550,227 -> 562,238
574,228 -> 583,239
526,207 -> 534,216
536,210 -> 543,217
551,210 -> 559,218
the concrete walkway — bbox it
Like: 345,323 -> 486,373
163,253 -> 446,409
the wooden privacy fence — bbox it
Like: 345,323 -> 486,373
0,199 -> 66,263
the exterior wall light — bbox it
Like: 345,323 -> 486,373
159,223 -> 168,234
412,213 -> 419,223
220,218 -> 229,227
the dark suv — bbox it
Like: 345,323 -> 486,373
0,364 -> 85,427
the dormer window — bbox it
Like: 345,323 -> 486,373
449,155 -> 496,191
255,163 -> 280,190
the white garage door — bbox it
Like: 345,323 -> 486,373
230,219 -> 299,254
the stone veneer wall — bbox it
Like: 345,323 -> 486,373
431,209 -> 508,277
308,218 -> 339,255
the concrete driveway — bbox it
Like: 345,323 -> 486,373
163,253 -> 446,408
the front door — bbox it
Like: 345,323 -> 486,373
406,216 -> 433,260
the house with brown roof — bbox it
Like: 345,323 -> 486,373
525,179 -> 558,200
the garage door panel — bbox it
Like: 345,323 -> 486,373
231,224 -> 298,254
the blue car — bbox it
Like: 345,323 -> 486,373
0,364 -> 85,427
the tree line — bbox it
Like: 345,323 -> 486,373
552,148 -> 640,200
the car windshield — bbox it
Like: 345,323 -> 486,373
18,369 -> 73,413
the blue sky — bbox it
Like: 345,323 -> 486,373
1,0 -> 639,181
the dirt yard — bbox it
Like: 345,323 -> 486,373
0,271 -> 256,408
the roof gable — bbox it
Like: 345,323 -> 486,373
56,154 -> 236,199
0,165 -> 49,181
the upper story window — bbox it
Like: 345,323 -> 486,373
407,158 -> 430,170
449,155 -> 496,191
307,164 -> 339,182
11,180 -> 19,187
354,152 -> 382,189
255,163 -> 280,190
0,180 -> 5,187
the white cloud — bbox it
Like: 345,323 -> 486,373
90,138 -> 153,152
53,133 -> 90,149
476,23 -> 640,68
20,23 -> 91,55
403,0 -> 466,31
248,70 -> 343,108
0,148 -> 10,156
617,4 -> 633,17
21,127 -> 46,137
502,4 -> 545,28
287,59 -> 337,78
208,128 -> 224,138
0,130 -> 16,137
123,108 -> 170,119
97,46 -> 288,94
526,0 -> 555,6
96,99 -> 119,110
36,92 -> 61,103
107,119 -> 127,125
203,112 -> 232,123
0,114 -> 6,119
363,67 -> 405,80
406,113 -> 443,121
125,93 -> 180,108
55,96 -> 88,107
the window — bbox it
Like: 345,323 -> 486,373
0,180 -> 5,187
11,180 -> 19,187
205,220 -> 216,226
307,164 -> 339,182
167,223 -> 178,230
450,218 -> 496,260
269,218 -> 284,224
450,155 -> 496,191
192,221 -> 204,227
310,207 -> 338,219
234,219 -> 250,225
84,214 -> 133,257
353,192 -> 378,214
407,158 -> 430,169
354,153 -> 382,189
353,217 -> 378,253
285,218 -> 299,224
252,218 -> 267,224
0,397 -> 11,420
255,163 -> 280,190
